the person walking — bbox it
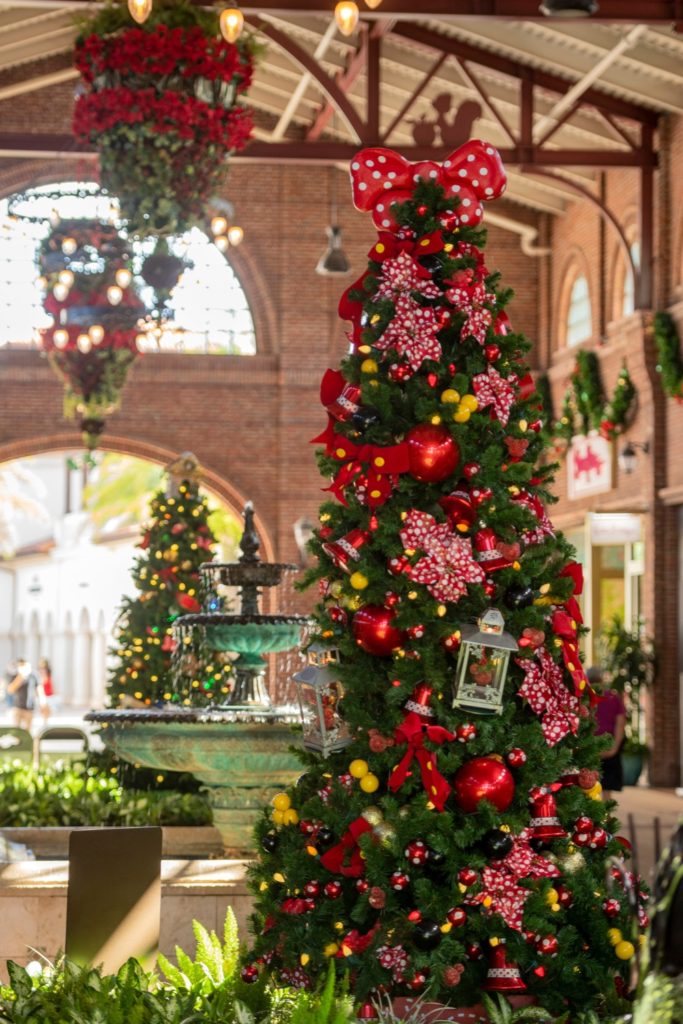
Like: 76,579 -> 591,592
6,658 -> 37,732
588,665 -> 627,800
36,657 -> 54,728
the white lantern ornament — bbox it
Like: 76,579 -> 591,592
452,608 -> 518,716
293,643 -> 351,757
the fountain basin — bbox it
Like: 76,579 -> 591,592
180,614 -> 306,656
87,709 -> 302,855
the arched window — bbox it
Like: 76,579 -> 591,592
566,275 -> 592,347
0,182 -> 256,354
621,241 -> 640,319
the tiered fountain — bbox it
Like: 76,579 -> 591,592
88,503 -> 309,853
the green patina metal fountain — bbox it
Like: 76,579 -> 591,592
88,502 -> 309,854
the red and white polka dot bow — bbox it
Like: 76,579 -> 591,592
349,140 -> 507,232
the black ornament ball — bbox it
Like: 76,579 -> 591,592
504,585 -> 535,609
316,827 -> 334,848
351,407 -> 380,432
261,833 -> 278,854
482,828 -> 514,859
426,848 -> 446,870
413,918 -> 442,951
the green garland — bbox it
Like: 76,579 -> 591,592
554,354 -> 636,444
654,310 -> 683,400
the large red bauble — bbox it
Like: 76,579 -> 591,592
406,424 -> 459,483
453,756 -> 515,813
352,605 -> 406,656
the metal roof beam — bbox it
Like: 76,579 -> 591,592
5,0 -> 683,20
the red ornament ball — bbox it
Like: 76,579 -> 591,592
324,881 -> 342,899
447,907 -> 467,927
352,605 -> 405,656
390,871 -> 410,891
453,756 -> 515,813
303,880 -> 320,898
241,964 -> 259,983
406,423 -> 460,483
466,942 -> 483,960
388,555 -> 411,576
356,878 -> 370,894
443,965 -> 465,987
484,343 -> 501,363
506,747 -> 527,768
556,884 -> 573,908
368,886 -> 386,909
590,827 -> 608,849
603,898 -> 621,918
483,581 -> 496,598
456,723 -> 477,743
463,461 -> 480,479
405,840 -> 429,866
458,867 -> 478,887
575,815 -> 594,833
407,971 -> 428,991
537,935 -> 559,957
417,204 -> 428,216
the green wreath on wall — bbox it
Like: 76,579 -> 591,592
544,351 -> 636,447
653,311 -> 683,401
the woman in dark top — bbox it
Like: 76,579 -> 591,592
588,665 -> 627,799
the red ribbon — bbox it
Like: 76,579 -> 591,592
320,816 -> 372,877
312,423 -> 410,507
388,711 -> 455,812
551,608 -> 590,699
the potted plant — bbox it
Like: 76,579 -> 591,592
596,614 -> 655,786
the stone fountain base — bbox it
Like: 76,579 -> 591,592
87,709 -> 302,855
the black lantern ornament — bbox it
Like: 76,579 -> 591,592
452,608 -> 518,716
293,643 -> 352,757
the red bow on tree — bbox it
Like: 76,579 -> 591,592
388,710 -> 455,812
551,608 -> 590,698
349,141 -> 507,232
516,646 -> 580,747
472,365 -> 517,427
477,832 -> 559,930
312,423 -> 410,507
320,816 -> 372,877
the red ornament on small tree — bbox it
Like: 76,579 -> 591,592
352,606 -> 406,656
406,423 -> 460,482
452,756 -> 515,813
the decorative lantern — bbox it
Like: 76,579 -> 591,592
452,608 -> 518,716
293,644 -> 351,757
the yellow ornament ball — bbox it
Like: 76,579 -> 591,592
441,388 -> 461,404
350,571 -> 369,591
272,792 -> 291,812
586,782 -> 603,800
361,358 -> 378,374
349,759 -> 370,779
453,408 -> 471,423
324,943 -> 339,957
271,809 -> 285,826
460,394 -> 479,412
360,772 -> 380,793
282,808 -> 299,826
615,940 -> 635,960
546,888 -> 559,906
607,928 -> 623,946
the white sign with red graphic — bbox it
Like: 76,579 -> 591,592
567,432 -> 613,500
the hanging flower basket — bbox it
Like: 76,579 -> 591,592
72,1 -> 255,239
39,219 -> 146,448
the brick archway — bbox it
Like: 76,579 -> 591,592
0,429 -> 276,563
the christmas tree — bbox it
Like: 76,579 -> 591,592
108,453 -> 230,707
247,142 -> 647,1018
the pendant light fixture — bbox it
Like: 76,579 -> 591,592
364,0 -> 383,7
316,167 -> 351,277
220,7 -> 244,43
128,0 -> 152,24
335,1 -> 359,36
539,0 -> 598,14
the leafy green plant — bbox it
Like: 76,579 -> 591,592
481,993 -> 561,1023
0,760 -> 211,828
596,614 -> 655,755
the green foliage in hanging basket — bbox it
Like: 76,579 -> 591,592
552,354 -> 636,448
653,310 -> 683,401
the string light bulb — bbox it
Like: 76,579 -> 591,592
89,324 -> 105,345
115,268 -> 132,288
214,235 -> 229,252
77,333 -> 92,353
107,285 -> 123,305
58,269 -> 74,287
364,0 -> 383,7
52,283 -> 69,301
128,0 -> 152,24
335,1 -> 359,34
227,225 -> 244,246
210,215 -> 228,236
220,7 -> 244,43
53,329 -> 69,349
61,237 -> 77,256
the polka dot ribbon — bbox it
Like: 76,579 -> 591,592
349,140 -> 507,232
